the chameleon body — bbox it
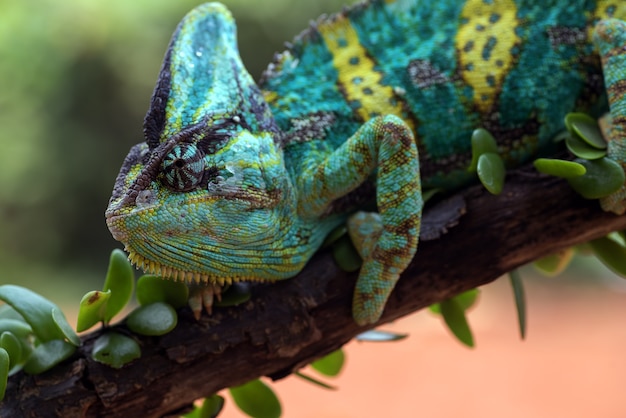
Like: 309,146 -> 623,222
106,0 -> 626,325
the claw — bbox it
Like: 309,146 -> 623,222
188,283 -> 223,320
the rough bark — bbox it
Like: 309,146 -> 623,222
3,169 -> 626,418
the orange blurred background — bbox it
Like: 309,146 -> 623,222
220,267 -> 626,418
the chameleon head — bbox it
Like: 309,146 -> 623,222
105,3 -> 307,284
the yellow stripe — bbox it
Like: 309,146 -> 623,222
318,16 -> 413,131
456,0 -> 520,113
591,1 -> 626,38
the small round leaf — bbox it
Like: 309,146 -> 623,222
0,348 -> 8,401
429,288 -> 479,314
126,302 -> 177,336
103,249 -> 135,323
230,379 -> 282,418
565,134 -> 606,159
567,157 -> 625,199
52,308 -> 81,346
76,290 -> 111,332
310,349 -> 345,377
440,299 -> 474,348
533,158 -> 586,178
0,319 -> 33,365
589,236 -> 626,277
199,395 -> 225,418
23,339 -> 76,374
136,275 -> 189,308
477,152 -> 505,195
469,128 -> 498,172
0,285 -> 76,344
0,332 -> 22,368
0,318 -> 32,339
564,113 -> 607,149
321,225 -> 347,248
0,305 -> 25,321
92,332 -> 141,368
332,235 -> 362,272
533,248 -> 575,276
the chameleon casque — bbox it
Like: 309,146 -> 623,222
106,0 -> 626,325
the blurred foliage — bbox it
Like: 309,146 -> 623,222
0,0 -> 352,295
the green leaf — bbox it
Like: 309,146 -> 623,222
564,113 -> 607,149
0,318 -> 32,340
332,234 -> 362,272
230,379 -> 282,418
23,339 -> 76,374
477,152 -> 505,195
0,285 -> 79,345
439,299 -> 474,347
102,249 -> 135,323
565,134 -> 606,159
533,248 -> 575,276
310,349 -> 344,377
0,332 -> 22,369
429,288 -> 479,314
126,302 -> 177,336
0,319 -> 34,367
422,188 -> 441,203
181,395 -> 226,418
0,305 -> 25,321
589,236 -> 626,277
321,225 -> 347,248
508,270 -> 526,340
0,348 -> 8,401
533,158 -> 586,178
294,371 -> 337,390
182,397 -> 225,418
574,242 -> 594,256
355,330 -> 409,342
567,157 -> 625,199
469,128 -> 498,172
92,332 -> 141,368
76,290 -> 111,332
52,308 -> 81,346
214,283 -> 252,308
136,275 -> 189,308
198,395 -> 225,418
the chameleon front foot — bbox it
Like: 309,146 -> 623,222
188,283 -> 222,320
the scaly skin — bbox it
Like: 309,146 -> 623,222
106,1 -> 626,325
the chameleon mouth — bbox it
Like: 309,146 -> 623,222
126,248 -> 271,286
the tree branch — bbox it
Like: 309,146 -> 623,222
3,169 -> 626,418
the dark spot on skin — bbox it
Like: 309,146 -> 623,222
489,13 -> 501,23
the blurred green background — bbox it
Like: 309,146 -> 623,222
0,0 -> 355,305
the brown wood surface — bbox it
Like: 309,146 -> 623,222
3,170 -> 626,418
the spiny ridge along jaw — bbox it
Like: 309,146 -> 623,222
126,250 -> 271,286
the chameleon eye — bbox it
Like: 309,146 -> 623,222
161,143 -> 205,191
